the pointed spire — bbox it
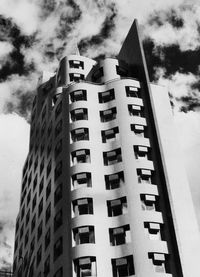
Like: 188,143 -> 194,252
75,42 -> 80,56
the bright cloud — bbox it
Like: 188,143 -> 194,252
0,114 -> 29,268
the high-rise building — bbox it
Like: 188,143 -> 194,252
12,20 -> 200,277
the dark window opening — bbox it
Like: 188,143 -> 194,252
100,107 -> 117,122
71,149 -> 90,165
69,60 -> 84,69
71,128 -> 89,142
69,73 -> 84,82
112,255 -> 135,277
45,228 -> 51,250
73,226 -> 95,245
105,171 -> 124,190
103,148 -> 122,165
109,225 -> 130,246
71,108 -> 88,121
54,183 -> 62,206
126,86 -> 140,97
128,104 -> 143,117
102,127 -> 119,143
72,172 -> 92,189
107,197 -> 127,217
70,90 -> 87,102
72,198 -> 93,216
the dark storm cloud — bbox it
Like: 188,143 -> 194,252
179,95 -> 200,112
143,38 -> 200,80
79,3 -> 117,55
0,15 -> 35,81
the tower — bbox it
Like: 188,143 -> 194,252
13,20 -> 200,277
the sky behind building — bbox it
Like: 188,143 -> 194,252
0,0 -> 200,270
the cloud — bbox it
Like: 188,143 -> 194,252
0,114 -> 29,269
0,73 -> 38,119
0,0 -> 40,35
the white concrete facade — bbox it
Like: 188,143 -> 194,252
13,20 -> 200,277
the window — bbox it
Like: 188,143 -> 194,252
47,141 -> 52,158
103,148 -> 122,165
40,142 -> 45,156
148,253 -> 168,273
46,180 -> 51,200
107,197 -> 127,217
134,145 -> 149,160
37,245 -> 42,266
72,172 -> 92,190
116,65 -> 128,77
55,120 -> 62,138
70,90 -> 87,102
29,156 -> 33,170
44,255 -> 50,277
28,173 -> 32,187
112,255 -> 135,277
71,128 -> 89,142
72,198 -> 93,216
33,174 -> 37,191
32,194 -> 37,212
126,86 -> 140,97
92,67 -> 103,81
55,101 -> 62,118
105,171 -> 124,190
34,156 -> 38,171
30,237 -> 35,256
137,169 -> 153,184
55,139 -> 62,158
38,198 -> 43,218
140,194 -> 158,211
54,237 -> 63,261
69,73 -> 84,82
100,107 -> 117,122
54,209 -> 63,232
46,160 -> 52,178
144,222 -> 162,240
21,205 -> 25,220
70,108 -> 88,121
48,122 -> 52,136
73,226 -> 95,245
69,60 -> 84,69
41,121 -> 46,137
42,105 -> 46,120
25,209 -> 30,225
128,104 -> 143,117
54,161 -> 62,180
54,183 -> 62,206
40,158 -> 44,175
98,89 -> 114,103
71,149 -> 90,165
25,230 -> 29,246
39,177 -> 44,195
74,257 -> 97,277
130,124 -> 145,137
46,203 -> 51,224
16,218 -> 20,234
101,127 -> 119,143
45,228 -> 51,250
27,190 -> 31,207
109,225 -> 130,246
14,238 -> 18,252
31,214 -> 36,233
54,267 -> 63,277
37,221 -> 43,241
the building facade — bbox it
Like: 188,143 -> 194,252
13,20 -> 200,277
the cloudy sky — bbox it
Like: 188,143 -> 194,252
0,0 -> 200,271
